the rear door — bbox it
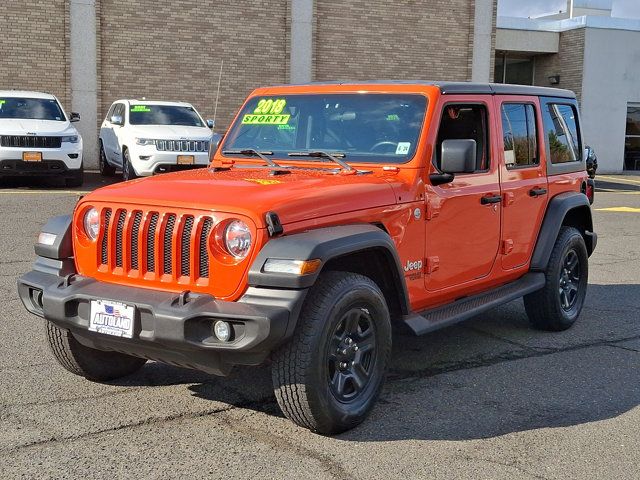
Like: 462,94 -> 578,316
496,96 -> 548,270
425,97 -> 501,292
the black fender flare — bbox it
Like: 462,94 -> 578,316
248,224 -> 410,313
34,215 -> 73,260
530,192 -> 596,271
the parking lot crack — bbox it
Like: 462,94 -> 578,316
455,453 -> 552,480
2,395 -> 278,455
215,409 -> 350,479
388,333 -> 640,382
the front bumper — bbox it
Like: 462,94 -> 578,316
0,159 -> 81,177
18,257 -> 307,376
0,144 -> 83,173
130,148 -> 209,176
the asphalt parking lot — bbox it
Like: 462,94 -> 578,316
0,173 -> 639,479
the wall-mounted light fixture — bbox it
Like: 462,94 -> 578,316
548,75 -> 560,85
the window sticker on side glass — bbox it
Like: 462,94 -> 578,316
0,100 -> 5,109
241,98 -> 290,125
131,105 -> 151,112
395,142 -> 411,155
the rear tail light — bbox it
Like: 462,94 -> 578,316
586,179 -> 595,205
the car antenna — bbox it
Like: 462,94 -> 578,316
212,60 -> 223,129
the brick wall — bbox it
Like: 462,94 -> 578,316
0,1 -> 71,108
534,28 -> 585,101
314,0 -> 480,82
99,0 -> 288,131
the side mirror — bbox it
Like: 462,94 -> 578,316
70,112 -> 80,122
110,114 -> 123,126
206,119 -> 215,129
440,139 -> 477,174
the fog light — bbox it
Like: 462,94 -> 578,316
213,320 -> 231,342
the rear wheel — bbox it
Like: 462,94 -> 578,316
122,148 -> 138,181
272,271 -> 392,434
46,321 -> 146,381
99,141 -> 116,176
524,227 -> 588,331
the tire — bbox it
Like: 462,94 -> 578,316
65,164 -> 84,188
122,148 -> 138,181
46,321 -> 147,381
524,226 -> 588,331
272,271 -> 392,434
99,142 -> 116,176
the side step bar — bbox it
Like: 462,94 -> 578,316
403,272 -> 545,336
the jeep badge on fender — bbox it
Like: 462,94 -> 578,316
18,82 -> 596,435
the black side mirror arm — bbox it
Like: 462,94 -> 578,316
429,172 -> 455,186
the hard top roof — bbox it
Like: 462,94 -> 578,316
269,81 -> 576,99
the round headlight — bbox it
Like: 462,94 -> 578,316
83,208 -> 100,241
223,220 -> 251,259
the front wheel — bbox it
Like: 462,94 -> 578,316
99,142 -> 116,176
524,226 -> 588,331
46,321 -> 147,381
122,148 -> 138,181
65,164 -> 84,188
272,271 -> 392,434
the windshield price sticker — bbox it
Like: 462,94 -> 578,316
0,100 -> 5,108
242,98 -> 290,125
131,105 -> 151,112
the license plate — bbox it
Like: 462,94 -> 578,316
177,155 -> 194,165
23,151 -> 42,162
89,300 -> 135,338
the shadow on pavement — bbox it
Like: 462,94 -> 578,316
0,173 -> 119,191
108,283 -> 640,441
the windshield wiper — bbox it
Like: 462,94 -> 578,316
222,149 -> 281,168
287,150 -> 354,172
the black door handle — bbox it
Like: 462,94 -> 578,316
529,187 -> 548,197
481,194 -> 502,205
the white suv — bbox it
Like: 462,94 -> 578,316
99,100 -> 219,180
0,91 -> 83,186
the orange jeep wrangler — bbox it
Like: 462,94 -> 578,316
18,82 -> 596,434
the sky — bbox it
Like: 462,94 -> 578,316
498,0 -> 640,19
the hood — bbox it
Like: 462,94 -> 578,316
83,167 -> 398,227
0,119 -> 74,136
129,124 -> 212,140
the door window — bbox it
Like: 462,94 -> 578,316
625,103 -> 640,171
435,104 -> 489,171
542,103 -> 580,164
501,103 -> 538,169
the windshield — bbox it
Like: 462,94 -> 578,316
222,94 -> 427,164
128,104 -> 204,127
0,97 -> 66,121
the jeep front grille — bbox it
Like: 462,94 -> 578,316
1,135 -> 62,149
155,140 -> 209,152
99,208 -> 211,280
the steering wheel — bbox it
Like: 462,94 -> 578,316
370,141 -> 398,153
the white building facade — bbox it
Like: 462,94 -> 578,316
496,0 -> 640,173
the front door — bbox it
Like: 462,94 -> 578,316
496,96 -> 548,270
425,98 -> 501,292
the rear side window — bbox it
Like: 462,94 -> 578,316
501,103 -> 538,168
543,103 -> 580,164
